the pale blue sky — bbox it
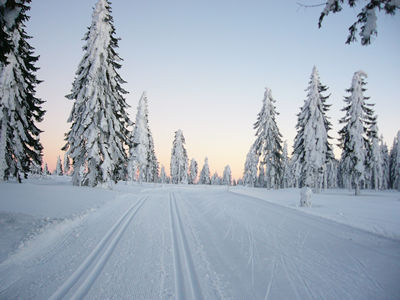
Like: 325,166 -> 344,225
28,0 -> 400,178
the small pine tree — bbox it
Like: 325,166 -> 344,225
170,129 -> 188,184
56,156 -> 63,176
243,146 -> 258,187
160,165 -> 167,184
62,0 -> 131,188
281,141 -> 292,188
43,163 -> 50,175
211,172 -> 221,185
222,165 -> 232,186
189,158 -> 198,184
338,71 -> 375,195
0,0 -> 45,183
199,157 -> 211,185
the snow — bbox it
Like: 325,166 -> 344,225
232,186 -> 400,241
1,176 -> 400,299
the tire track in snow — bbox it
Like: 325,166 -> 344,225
49,196 -> 147,300
169,192 -> 203,300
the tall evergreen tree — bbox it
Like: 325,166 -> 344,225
292,66 -> 333,192
222,165 -> 232,186
389,130 -> 400,190
170,129 -> 188,184
253,87 -> 283,189
338,71 -> 375,195
0,0 -> 44,182
199,157 -> 211,185
243,146 -> 258,187
62,0 -> 130,188
188,158 -> 198,184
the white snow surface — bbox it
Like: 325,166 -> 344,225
1,176 -> 400,299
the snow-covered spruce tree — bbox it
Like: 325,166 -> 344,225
159,165 -> 167,184
243,146 -> 258,187
292,66 -> 334,192
0,0 -> 21,64
199,157 -> 211,185
389,130 -> 400,190
281,141 -> 292,188
338,71 -> 375,195
326,158 -> 339,188
380,135 -> 390,189
0,0 -> 44,183
257,164 -> 265,187
128,92 -> 149,183
222,165 -> 232,186
170,129 -> 188,184
43,162 -> 50,175
55,156 -> 63,176
211,172 -> 221,185
367,119 -> 383,190
62,0 -> 131,188
188,158 -> 198,184
128,92 -> 158,183
253,87 -> 283,189
63,154 -> 70,176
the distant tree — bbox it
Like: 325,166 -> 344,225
211,172 -> 221,185
281,141 -> 292,188
326,159 -> 339,188
222,165 -> 232,186
367,120 -> 383,190
63,154 -> 71,175
253,87 -> 283,189
380,135 -> 390,189
160,165 -> 168,184
257,164 -> 265,187
317,0 -> 400,45
389,130 -> 400,190
199,157 -> 211,185
243,146 -> 258,187
43,163 -> 50,175
188,158 -> 198,184
0,0 -> 44,183
55,156 -> 63,176
338,71 -> 375,195
170,129 -> 188,184
62,0 -> 130,188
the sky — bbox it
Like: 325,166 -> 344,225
26,0 -> 400,179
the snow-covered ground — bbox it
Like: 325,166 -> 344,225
1,176 -> 399,299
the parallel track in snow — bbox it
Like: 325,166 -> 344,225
49,196 -> 147,300
169,192 -> 203,300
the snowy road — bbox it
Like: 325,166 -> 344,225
1,186 -> 399,299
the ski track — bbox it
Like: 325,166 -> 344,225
49,196 -> 147,300
169,192 -> 203,300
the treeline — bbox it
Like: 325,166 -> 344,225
243,67 -> 400,194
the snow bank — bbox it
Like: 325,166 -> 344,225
231,187 -> 400,240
